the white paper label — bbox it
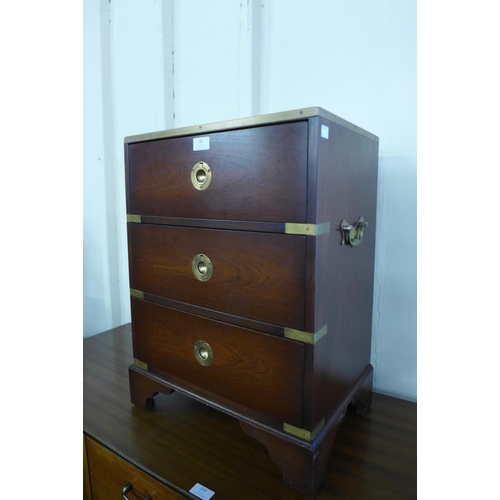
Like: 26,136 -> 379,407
189,483 -> 215,500
193,136 -> 210,151
321,125 -> 329,139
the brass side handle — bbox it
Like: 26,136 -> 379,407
122,481 -> 152,500
340,216 -> 368,247
194,340 -> 214,367
192,254 -> 213,281
191,161 -> 212,190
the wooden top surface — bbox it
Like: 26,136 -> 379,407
83,324 -> 416,500
124,107 -> 379,144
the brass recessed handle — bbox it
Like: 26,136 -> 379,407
340,216 -> 368,246
192,254 -> 213,281
122,482 -> 152,500
191,161 -> 212,190
194,340 -> 213,367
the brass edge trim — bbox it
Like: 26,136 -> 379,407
283,423 -> 311,441
134,358 -> 148,370
285,223 -> 330,236
130,289 -> 144,299
127,214 -> 142,223
317,109 -> 379,142
283,418 -> 325,442
124,107 -> 378,144
284,325 -> 327,344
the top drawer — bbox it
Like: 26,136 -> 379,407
126,121 -> 308,222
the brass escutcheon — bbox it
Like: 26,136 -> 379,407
192,254 -> 213,281
194,340 -> 213,367
191,161 -> 212,190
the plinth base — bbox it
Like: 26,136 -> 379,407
129,364 -> 373,497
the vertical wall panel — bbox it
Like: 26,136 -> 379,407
172,0 -> 261,126
83,0 -> 114,337
83,0 -> 174,337
237,0 -> 262,117
109,0 -> 174,332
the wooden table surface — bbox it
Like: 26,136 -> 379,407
83,324 -> 417,499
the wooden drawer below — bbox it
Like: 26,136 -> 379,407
132,299 -> 305,427
85,436 -> 185,500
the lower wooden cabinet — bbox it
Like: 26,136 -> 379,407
84,435 -> 186,500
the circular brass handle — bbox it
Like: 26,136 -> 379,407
191,161 -> 212,190
194,340 -> 213,367
192,254 -> 213,281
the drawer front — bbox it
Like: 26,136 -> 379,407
86,436 -> 185,500
127,121 -> 308,222
129,223 -> 307,329
132,299 -> 305,427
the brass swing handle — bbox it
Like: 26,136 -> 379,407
340,216 -> 368,247
122,481 -> 152,500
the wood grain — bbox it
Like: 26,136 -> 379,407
127,121 -> 308,222
86,436 -> 186,500
83,435 -> 92,500
84,325 -> 417,500
304,117 -> 379,431
129,223 -> 307,329
131,298 -> 305,426
122,112 -> 386,496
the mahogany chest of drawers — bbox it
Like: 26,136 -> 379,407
124,107 -> 379,497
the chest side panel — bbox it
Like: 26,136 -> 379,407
132,299 -> 305,427
127,121 -> 308,222
307,119 -> 379,429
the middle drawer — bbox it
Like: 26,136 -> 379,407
129,223 -> 307,330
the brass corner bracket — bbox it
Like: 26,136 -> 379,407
130,289 -> 144,299
133,358 -> 148,371
127,214 -> 142,223
283,418 -> 325,441
285,223 -> 330,236
284,325 -> 327,344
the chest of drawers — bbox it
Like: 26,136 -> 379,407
124,107 -> 378,497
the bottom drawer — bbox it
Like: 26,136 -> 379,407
85,436 -> 185,500
132,298 -> 305,427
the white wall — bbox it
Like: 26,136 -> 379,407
258,0 -> 416,401
172,0 -> 261,125
83,0 -> 174,337
83,0 -> 416,401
